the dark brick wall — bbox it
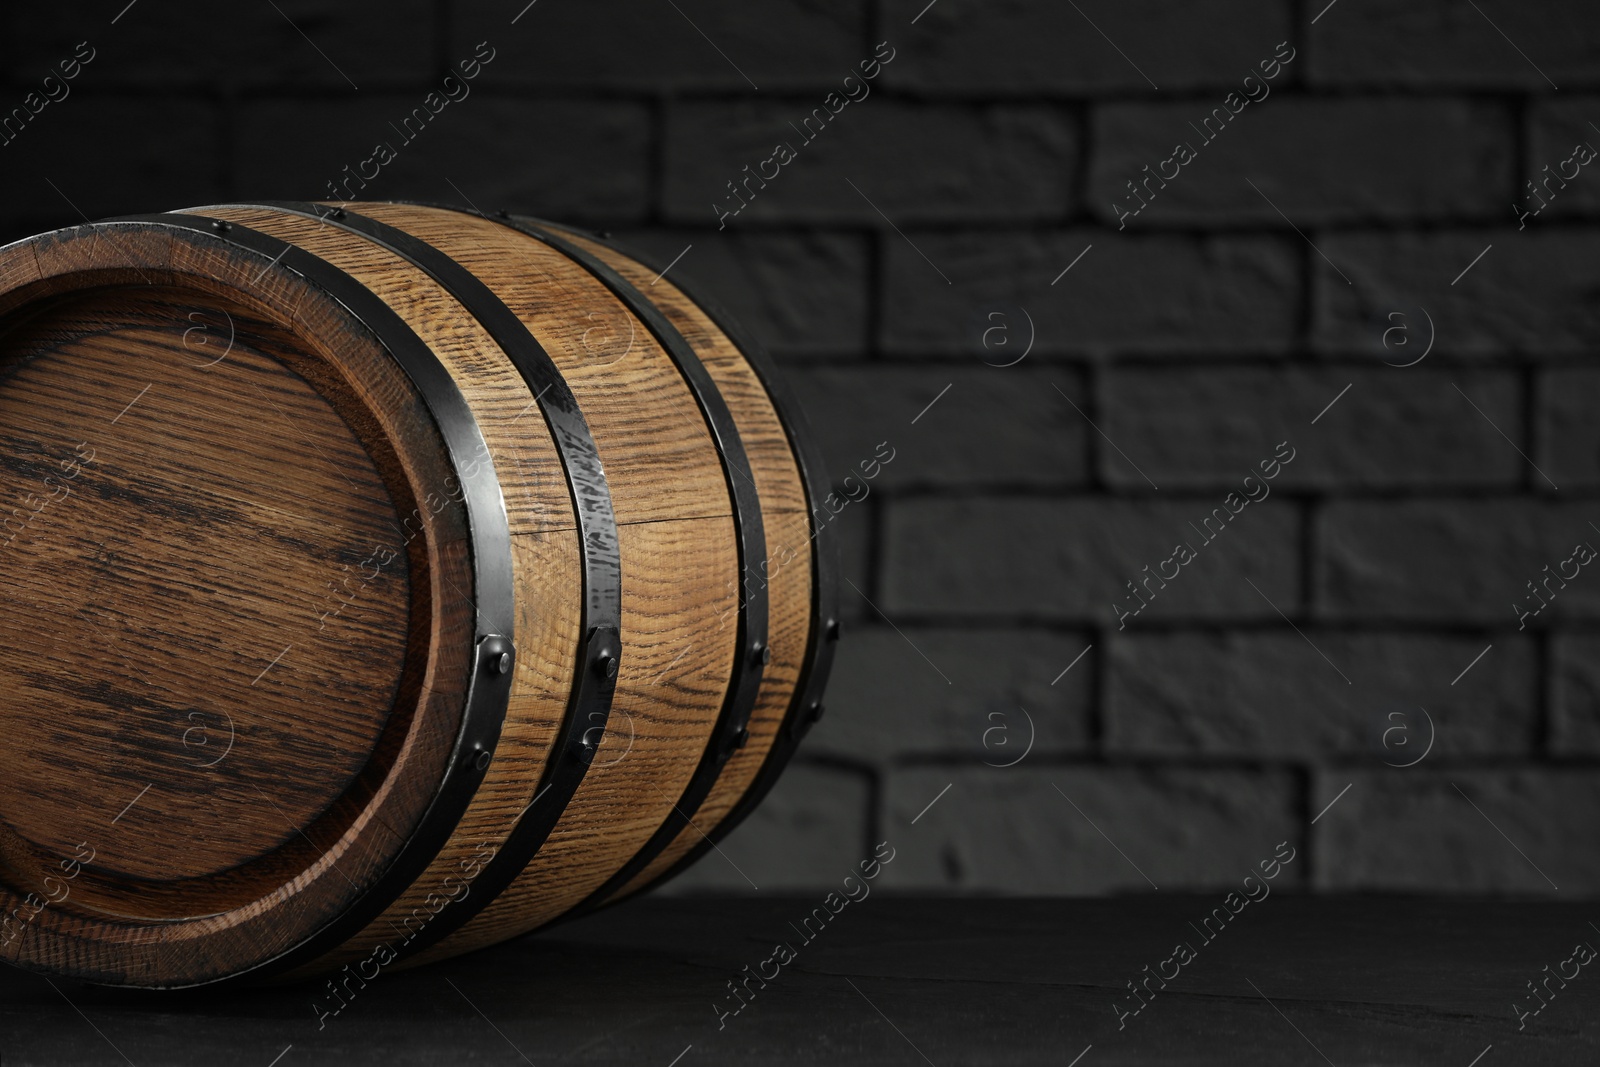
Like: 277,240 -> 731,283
6,0 -> 1600,896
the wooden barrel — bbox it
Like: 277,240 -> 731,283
0,202 -> 838,989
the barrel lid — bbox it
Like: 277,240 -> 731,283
0,217 -> 494,986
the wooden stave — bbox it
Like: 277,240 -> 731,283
339,204 -> 750,962
210,203 -> 747,968
339,205 -> 822,960
549,227 -> 841,903
313,208 -> 821,921
464,213 -> 773,915
181,204 -> 742,978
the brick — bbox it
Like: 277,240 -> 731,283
1313,229 -> 1600,358
1089,98 -> 1511,227
661,761 -> 870,893
236,98 -> 651,223
0,97 -> 224,236
805,626 -> 1094,764
1318,501 -> 1600,624
14,1 -> 433,89
786,366 -> 1090,491
882,0 -> 1293,94
1109,631 -> 1537,759
1103,366 -> 1523,490
1307,0 -> 1600,90
1538,368 -> 1600,488
882,232 -> 1299,357
664,101 -> 1075,226
614,230 -> 869,359
1312,770 -> 1600,893
881,767 -> 1299,893
1526,97 -> 1600,220
882,497 -> 1300,623
1551,633 -> 1600,754
451,0 -> 867,91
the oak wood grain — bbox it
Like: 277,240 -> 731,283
0,290 -> 408,889
296,528 -> 583,977
563,237 -> 815,901
416,514 -> 738,963
189,207 -> 571,537
350,204 -> 733,527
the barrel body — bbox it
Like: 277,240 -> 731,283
0,202 -> 836,988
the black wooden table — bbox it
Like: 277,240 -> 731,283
1,896 -> 1593,1065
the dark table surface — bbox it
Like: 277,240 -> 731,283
1,895 -> 1595,1065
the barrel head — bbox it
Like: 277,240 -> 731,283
0,218 -> 483,987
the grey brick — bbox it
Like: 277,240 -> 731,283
1526,98 -> 1600,220
882,497 -> 1300,623
236,98 -> 651,222
1103,366 -> 1523,490
1307,0 -> 1600,90
615,231 -> 869,359
1318,501 -> 1600,624
806,626 -> 1094,764
1537,368 -> 1600,488
15,1 -> 433,89
881,767 -> 1299,893
882,232 -> 1299,357
1312,770 -> 1600,893
1090,99 -> 1511,227
1551,634 -> 1600,755
664,101 -> 1076,226
1313,229 -> 1600,357
0,98 -> 224,233
660,761 -> 870,893
883,0 -> 1293,94
786,367 -> 1090,491
1109,632 -> 1537,759
451,0 -> 867,91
